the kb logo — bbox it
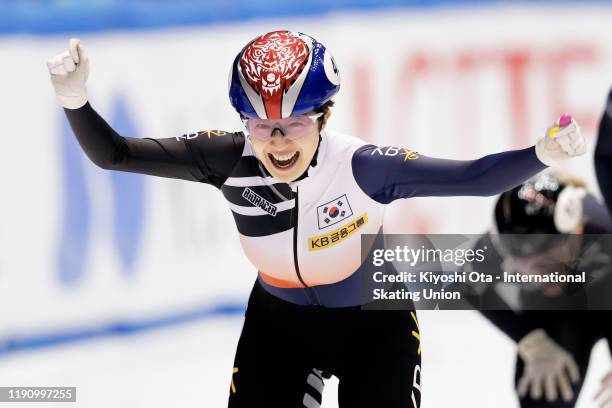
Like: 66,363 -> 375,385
370,146 -> 419,161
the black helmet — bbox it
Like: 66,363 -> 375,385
493,173 -> 585,257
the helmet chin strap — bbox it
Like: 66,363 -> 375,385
293,133 -> 322,182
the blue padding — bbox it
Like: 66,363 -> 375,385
0,301 -> 245,357
0,0 -> 601,35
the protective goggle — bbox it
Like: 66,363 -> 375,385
243,112 -> 324,141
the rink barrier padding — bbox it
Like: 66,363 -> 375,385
0,302 -> 245,358
0,0 -> 604,35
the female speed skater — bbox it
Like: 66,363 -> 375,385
462,88 -> 612,408
47,31 -> 586,407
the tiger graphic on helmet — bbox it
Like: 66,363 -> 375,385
229,30 -> 340,120
240,31 -> 310,99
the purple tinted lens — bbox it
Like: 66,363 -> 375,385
247,116 -> 315,140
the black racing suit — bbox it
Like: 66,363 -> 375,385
470,89 -> 612,408
469,226 -> 612,407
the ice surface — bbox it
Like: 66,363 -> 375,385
0,312 -> 608,407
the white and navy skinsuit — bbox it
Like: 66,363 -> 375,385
65,102 -> 547,407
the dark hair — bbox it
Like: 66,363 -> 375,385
314,100 -> 334,130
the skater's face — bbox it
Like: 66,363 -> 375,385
249,111 -> 331,182
512,225 -> 584,296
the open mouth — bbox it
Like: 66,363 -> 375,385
268,151 -> 300,171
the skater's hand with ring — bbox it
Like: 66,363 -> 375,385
535,114 -> 586,166
47,38 -> 89,109
595,369 -> 612,407
517,329 -> 580,402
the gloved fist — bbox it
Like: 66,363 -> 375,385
47,38 -> 89,109
535,114 -> 586,166
517,329 -> 580,402
595,369 -> 612,408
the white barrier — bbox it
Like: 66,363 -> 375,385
0,4 -> 611,345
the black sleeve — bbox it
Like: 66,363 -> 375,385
64,103 -> 245,188
595,89 -> 612,215
479,311 -> 540,343
465,234 -> 540,343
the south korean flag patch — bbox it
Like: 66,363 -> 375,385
317,194 -> 354,229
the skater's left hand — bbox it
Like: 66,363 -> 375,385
595,369 -> 612,407
517,329 -> 580,402
535,114 -> 586,166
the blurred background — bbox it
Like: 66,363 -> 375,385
1,0 -> 611,407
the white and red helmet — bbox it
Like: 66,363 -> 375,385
229,30 -> 340,119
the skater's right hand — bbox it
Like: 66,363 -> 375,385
47,38 -> 89,109
595,369 -> 612,408
517,329 -> 580,402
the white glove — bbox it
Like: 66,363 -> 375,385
595,369 -> 612,407
535,114 -> 586,166
47,38 -> 89,109
517,329 -> 580,402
